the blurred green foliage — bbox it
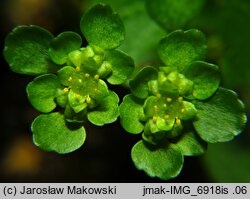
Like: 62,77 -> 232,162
194,0 -> 250,95
146,0 -> 205,31
204,139 -> 250,182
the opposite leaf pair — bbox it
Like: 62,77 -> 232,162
4,4 -> 134,154
120,29 -> 246,180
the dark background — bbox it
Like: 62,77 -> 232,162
0,0 -> 249,182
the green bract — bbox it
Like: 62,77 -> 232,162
4,3 -> 134,154
120,28 -> 246,180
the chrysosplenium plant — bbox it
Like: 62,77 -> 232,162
119,29 -> 247,180
3,4 -> 247,180
3,4 -> 134,153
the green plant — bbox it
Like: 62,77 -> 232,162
3,4 -> 134,154
120,28 -> 246,180
3,3 -> 247,180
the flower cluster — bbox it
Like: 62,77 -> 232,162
4,4 -> 134,154
120,29 -> 246,180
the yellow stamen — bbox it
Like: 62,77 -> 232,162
68,77 -> 73,82
176,118 -> 181,125
164,115 -> 169,119
166,97 -> 172,102
181,108 -> 185,113
178,96 -> 183,103
76,66 -> 80,72
94,74 -> 99,80
153,105 -> 158,110
75,93 -> 80,99
86,95 -> 91,104
63,87 -> 69,94
156,93 -> 161,98
85,73 -> 90,77
152,116 -> 157,122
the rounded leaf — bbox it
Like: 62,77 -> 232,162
4,25 -> 59,75
146,0 -> 205,30
119,94 -> 145,134
26,74 -> 61,113
193,88 -> 247,143
129,66 -> 158,99
175,131 -> 207,156
106,49 -> 135,85
158,29 -> 207,71
184,61 -> 220,100
87,91 -> 119,126
49,31 -> 82,65
131,140 -> 183,180
80,4 -> 125,49
32,112 -> 86,154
